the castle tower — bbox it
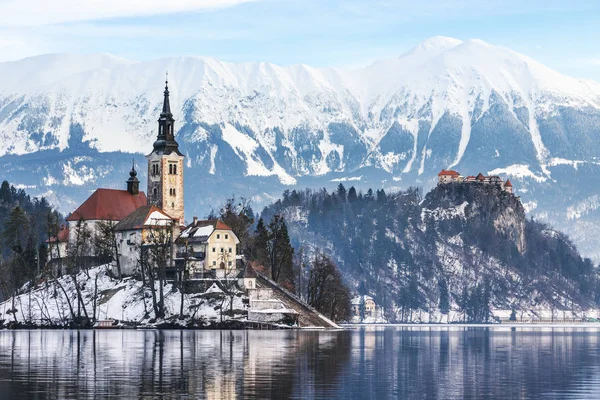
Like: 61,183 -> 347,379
146,79 -> 185,225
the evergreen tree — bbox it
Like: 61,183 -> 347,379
252,217 -> 270,267
438,278 -> 450,315
3,206 -> 29,254
267,215 -> 295,289
337,183 -> 347,202
348,186 -> 358,203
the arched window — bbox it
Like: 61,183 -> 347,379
173,164 -> 177,174
153,188 -> 158,196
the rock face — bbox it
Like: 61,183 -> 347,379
262,184 -> 597,323
2,37 -> 600,258
422,184 -> 526,254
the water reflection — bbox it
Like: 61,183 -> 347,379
1,328 -> 600,399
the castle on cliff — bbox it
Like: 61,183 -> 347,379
437,170 -> 513,193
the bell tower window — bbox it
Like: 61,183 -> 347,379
169,163 -> 177,175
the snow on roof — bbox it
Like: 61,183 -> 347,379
205,283 -> 223,294
179,219 -> 240,244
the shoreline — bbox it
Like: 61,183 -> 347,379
343,323 -> 600,329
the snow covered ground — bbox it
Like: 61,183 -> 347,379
0,265 -> 248,327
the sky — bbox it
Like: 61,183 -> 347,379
0,0 -> 599,80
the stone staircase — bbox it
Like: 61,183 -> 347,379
254,271 -> 339,329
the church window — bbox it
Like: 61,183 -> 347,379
151,163 -> 159,176
217,234 -> 220,239
225,234 -> 228,240
229,248 -> 232,253
153,188 -> 158,196
221,248 -> 224,252
212,247 -> 216,253
169,163 -> 177,175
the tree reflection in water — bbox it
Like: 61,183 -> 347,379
1,328 -> 600,399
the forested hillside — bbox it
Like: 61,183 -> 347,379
261,183 -> 598,322
0,181 -> 60,301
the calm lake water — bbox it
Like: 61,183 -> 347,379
1,327 -> 600,399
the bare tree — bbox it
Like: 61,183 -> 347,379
65,218 -> 93,323
95,219 -> 122,278
138,220 -> 174,320
306,252 -> 351,322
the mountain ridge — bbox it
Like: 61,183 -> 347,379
2,36 -> 600,259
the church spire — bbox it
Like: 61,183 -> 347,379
161,74 -> 172,118
152,75 -> 182,156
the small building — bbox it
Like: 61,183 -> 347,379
238,263 -> 258,290
46,224 -> 69,260
437,170 -> 461,184
177,218 -> 240,275
504,179 -> 513,193
113,205 -> 176,276
351,295 -> 377,318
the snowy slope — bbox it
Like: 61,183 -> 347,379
2,37 -> 599,173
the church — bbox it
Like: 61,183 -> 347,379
51,80 -> 239,277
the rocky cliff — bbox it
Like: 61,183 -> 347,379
262,183 -> 597,322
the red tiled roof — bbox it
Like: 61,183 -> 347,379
216,221 -> 233,231
46,225 -> 69,243
66,189 -> 147,222
438,169 -> 460,177
504,180 -> 513,187
476,173 -> 485,181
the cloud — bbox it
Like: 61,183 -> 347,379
0,0 -> 259,26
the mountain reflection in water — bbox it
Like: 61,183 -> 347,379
1,327 -> 600,399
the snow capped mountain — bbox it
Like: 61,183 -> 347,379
2,36 -> 600,258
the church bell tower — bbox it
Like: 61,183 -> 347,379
146,78 -> 185,225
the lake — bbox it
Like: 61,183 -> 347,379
1,327 -> 600,399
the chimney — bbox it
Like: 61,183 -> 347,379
193,216 -> 198,225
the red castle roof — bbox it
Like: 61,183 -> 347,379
504,180 -> 513,187
438,170 -> 460,177
66,189 -> 147,222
